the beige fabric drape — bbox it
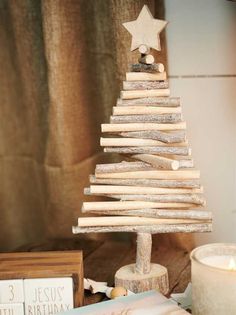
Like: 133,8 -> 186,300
0,0 -> 193,251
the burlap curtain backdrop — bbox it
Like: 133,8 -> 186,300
0,0 -> 192,251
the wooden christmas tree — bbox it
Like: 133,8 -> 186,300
73,5 -> 212,294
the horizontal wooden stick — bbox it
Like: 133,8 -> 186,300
89,176 -> 201,188
126,72 -> 167,81
96,158 -> 192,173
117,96 -> 180,107
95,169 -> 200,180
110,113 -> 182,124
100,138 -> 188,147
87,185 -> 203,195
120,130 -> 186,143
121,89 -> 170,99
138,54 -> 155,65
162,154 -> 192,160
130,156 -> 192,169
82,201 -> 197,211
85,189 -> 205,206
130,63 -> 165,73
73,223 -> 212,234
85,209 -> 212,220
123,81 -> 168,91
132,153 -> 179,170
101,138 -> 163,147
155,63 -> 164,73
132,154 -> 194,169
104,146 -> 191,155
136,63 -> 164,73
78,216 -> 207,227
107,194 -> 205,206
113,106 -> 181,116
161,154 -> 194,168
101,122 -> 186,133
96,161 -> 152,173
93,162 -> 185,176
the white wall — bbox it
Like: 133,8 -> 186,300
165,0 -> 236,244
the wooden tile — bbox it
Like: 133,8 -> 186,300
24,278 -> 74,315
0,279 -> 24,303
0,303 -> 24,315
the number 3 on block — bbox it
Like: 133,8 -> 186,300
0,280 -> 24,303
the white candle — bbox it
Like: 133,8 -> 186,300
201,255 -> 236,270
191,243 -> 236,315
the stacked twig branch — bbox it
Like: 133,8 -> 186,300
73,60 -> 212,234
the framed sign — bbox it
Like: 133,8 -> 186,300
0,251 -> 83,314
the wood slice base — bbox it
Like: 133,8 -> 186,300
115,263 -> 169,294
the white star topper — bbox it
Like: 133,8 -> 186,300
123,5 -> 168,51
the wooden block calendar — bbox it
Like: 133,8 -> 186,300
0,251 -> 84,315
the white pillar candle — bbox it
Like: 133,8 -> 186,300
191,243 -> 236,315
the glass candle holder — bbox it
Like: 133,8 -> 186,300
191,243 -> 236,315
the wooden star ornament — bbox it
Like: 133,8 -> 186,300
123,5 -> 168,52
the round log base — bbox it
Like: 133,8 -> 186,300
115,263 -> 169,294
